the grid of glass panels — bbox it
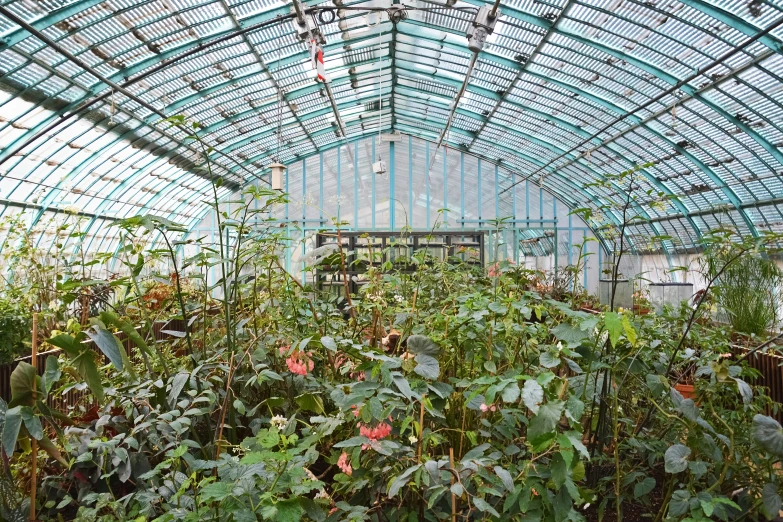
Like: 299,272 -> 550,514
1,0 -> 783,257
187,134 -> 605,289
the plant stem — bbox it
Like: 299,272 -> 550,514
161,230 -> 194,356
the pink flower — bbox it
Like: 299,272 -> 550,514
337,452 -> 352,476
279,345 -> 289,355
286,349 -> 314,376
358,421 -> 392,441
490,405 -> 497,412
488,263 -> 501,277
480,403 -> 489,412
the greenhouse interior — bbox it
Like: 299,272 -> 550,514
3,0 -> 783,519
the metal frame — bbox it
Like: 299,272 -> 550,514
1,0 -> 783,259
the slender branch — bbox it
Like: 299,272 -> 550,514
160,229 -> 194,356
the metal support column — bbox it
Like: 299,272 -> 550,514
390,141 -> 396,230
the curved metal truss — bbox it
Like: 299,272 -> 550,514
1,0 -> 783,257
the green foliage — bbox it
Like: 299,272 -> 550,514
710,253 -> 783,335
0,126 -> 781,521
0,304 -> 29,364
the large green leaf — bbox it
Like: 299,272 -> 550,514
85,326 -> 125,370
392,374 -> 412,401
167,372 -> 189,408
551,323 -> 587,344
550,452 -> 568,488
100,311 -> 152,357
295,393 -> 325,414
753,415 -> 783,457
43,356 -> 60,394
46,333 -> 82,357
388,464 -> 421,497
199,481 -> 234,502
20,406 -> 42,440
539,351 -> 561,368
677,399 -> 700,421
70,349 -> 104,402
762,483 -> 782,520
522,380 -> 544,414
320,336 -> 337,352
38,434 -> 68,466
528,401 -> 564,443
634,477 -> 656,498
472,497 -> 500,517
668,490 -> 691,517
275,498 -> 304,522
407,335 -> 439,356
9,362 -> 41,407
645,374 -> 668,397
2,406 -> 22,455
734,378 -> 752,405
565,396 -> 584,423
622,315 -> 637,346
664,444 -> 691,473
501,381 -> 520,403
493,465 -> 514,492
414,354 -> 440,380
604,312 -> 623,348
334,436 -> 369,448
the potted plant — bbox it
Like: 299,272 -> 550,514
632,290 -> 652,315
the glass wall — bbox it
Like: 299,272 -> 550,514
189,134 -> 607,292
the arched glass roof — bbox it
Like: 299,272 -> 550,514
1,0 -> 783,254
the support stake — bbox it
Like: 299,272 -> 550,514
29,313 -> 38,522
450,448 -> 456,522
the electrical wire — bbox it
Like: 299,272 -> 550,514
276,51 -> 283,164
377,15 -> 384,149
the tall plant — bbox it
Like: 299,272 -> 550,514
709,253 -> 782,336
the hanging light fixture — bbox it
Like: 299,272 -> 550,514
271,52 -> 286,191
270,161 -> 286,190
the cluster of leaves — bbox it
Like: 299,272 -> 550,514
0,121 -> 781,522
0,232 -> 779,521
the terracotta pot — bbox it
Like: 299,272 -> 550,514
675,383 -> 696,400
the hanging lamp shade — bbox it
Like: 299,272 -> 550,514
269,162 -> 286,191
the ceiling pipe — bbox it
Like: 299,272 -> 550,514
427,4 -> 499,172
290,0 -> 350,143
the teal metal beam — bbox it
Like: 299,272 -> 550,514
392,107 -> 678,254
0,0 -> 105,50
396,22 -> 522,71
200,57 -> 392,134
217,0 -> 319,155
468,0 -> 574,151
215,84 -> 393,155
678,0 -> 783,55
